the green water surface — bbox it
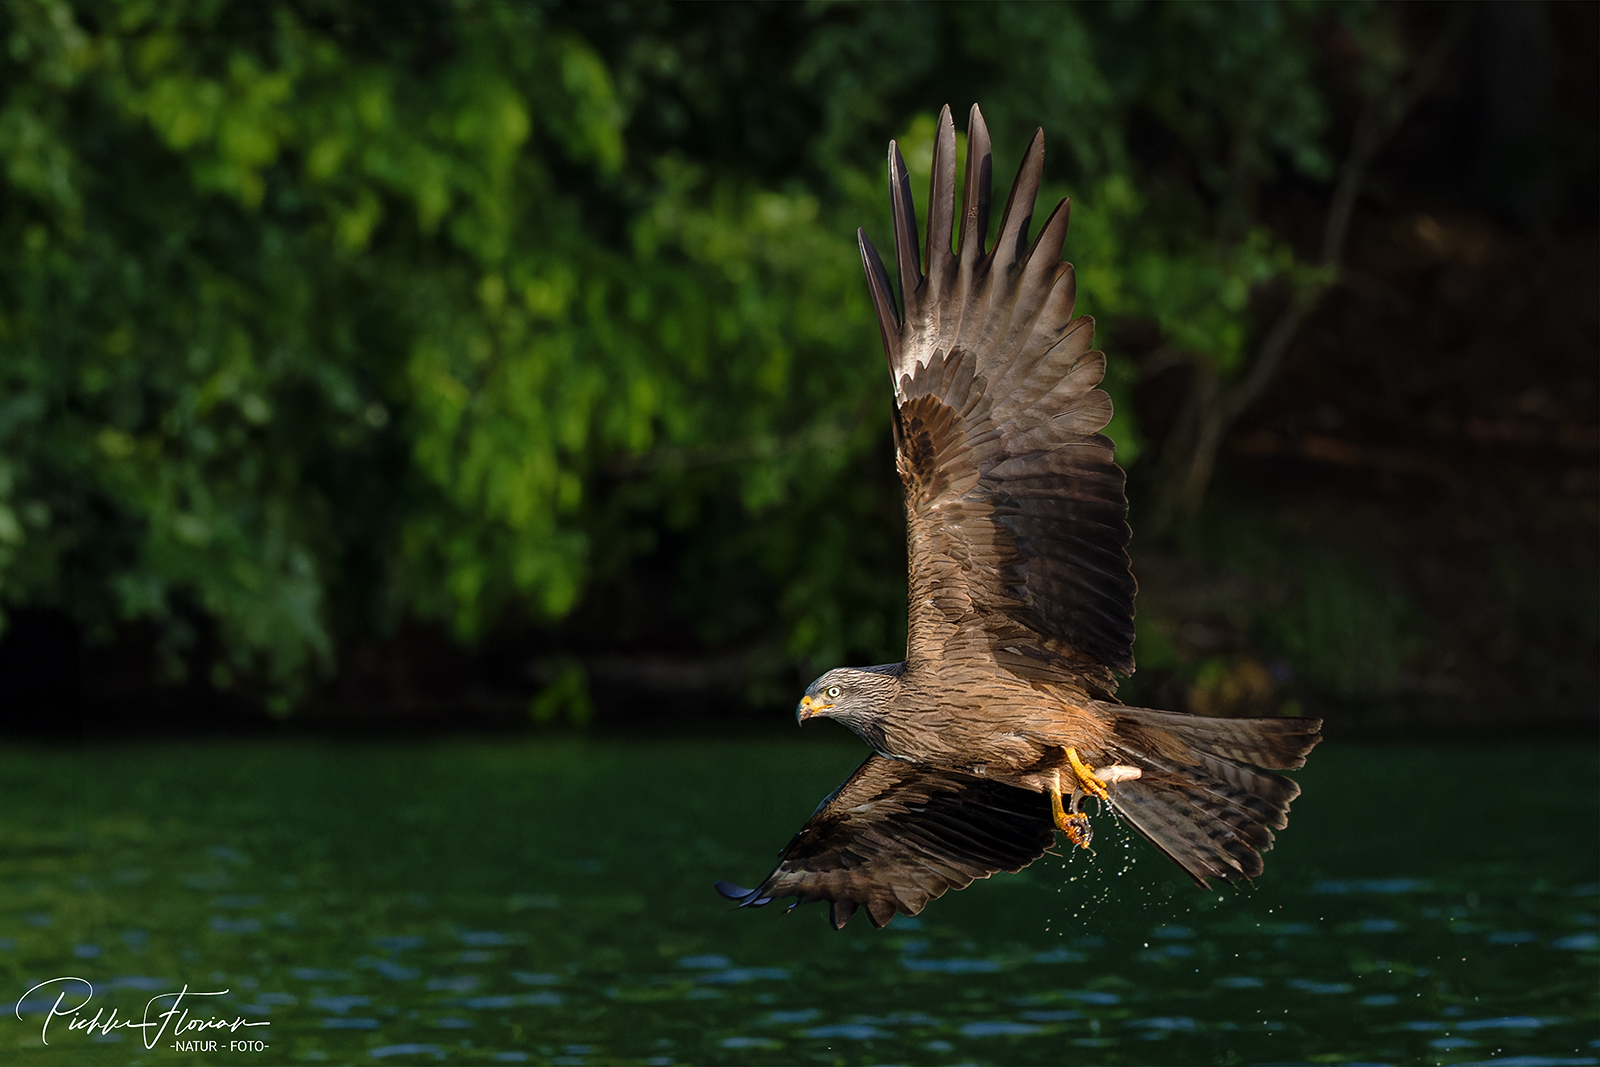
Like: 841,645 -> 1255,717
2,736 -> 1596,1066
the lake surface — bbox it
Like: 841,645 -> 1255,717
1,734 -> 1595,1066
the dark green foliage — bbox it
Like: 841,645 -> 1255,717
0,0 -> 1375,708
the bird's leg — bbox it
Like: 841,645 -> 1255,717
1049,776 -> 1094,850
1051,750 -> 1141,850
1066,747 -> 1111,804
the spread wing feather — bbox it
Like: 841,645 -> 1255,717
715,755 -> 1055,929
859,105 -> 1136,692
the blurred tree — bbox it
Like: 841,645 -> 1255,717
0,0 -> 1407,713
1133,8 -> 1460,532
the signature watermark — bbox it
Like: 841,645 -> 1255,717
16,976 -> 271,1052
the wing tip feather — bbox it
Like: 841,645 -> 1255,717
714,879 -> 758,905
888,139 -> 922,309
859,228 -> 902,369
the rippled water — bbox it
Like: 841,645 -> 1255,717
1,735 -> 1595,1065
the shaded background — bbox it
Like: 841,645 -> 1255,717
1,0 -> 1595,739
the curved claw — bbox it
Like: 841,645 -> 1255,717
1066,747 -> 1111,803
1048,781 -> 1094,851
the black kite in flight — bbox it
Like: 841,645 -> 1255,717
717,105 -> 1322,930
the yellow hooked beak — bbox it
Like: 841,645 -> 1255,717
796,695 -> 833,723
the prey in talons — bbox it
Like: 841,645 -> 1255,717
1050,748 -> 1142,850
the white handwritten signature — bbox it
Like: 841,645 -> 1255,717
16,977 -> 271,1048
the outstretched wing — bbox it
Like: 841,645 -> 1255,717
715,755 -> 1054,929
859,105 -> 1136,694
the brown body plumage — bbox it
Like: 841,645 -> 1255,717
717,105 -> 1322,930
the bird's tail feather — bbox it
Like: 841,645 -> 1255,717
1093,704 -> 1322,887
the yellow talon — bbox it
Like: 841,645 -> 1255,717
1049,782 -> 1094,850
1066,747 -> 1110,803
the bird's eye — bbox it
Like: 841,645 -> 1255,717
825,685 -> 841,699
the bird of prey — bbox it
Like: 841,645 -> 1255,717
716,105 -> 1322,930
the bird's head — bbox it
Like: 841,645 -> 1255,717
796,664 -> 904,726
